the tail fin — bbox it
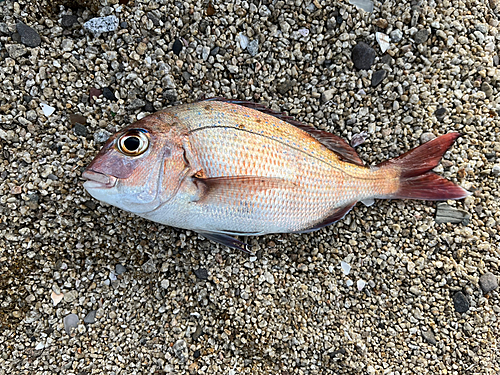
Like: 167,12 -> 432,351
377,133 -> 470,200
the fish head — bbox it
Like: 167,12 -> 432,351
83,113 -> 189,214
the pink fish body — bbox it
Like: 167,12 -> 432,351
83,99 -> 469,252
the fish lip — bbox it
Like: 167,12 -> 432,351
82,170 -> 117,189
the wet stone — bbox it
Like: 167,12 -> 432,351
115,264 -> 127,275
390,29 -> 403,43
84,310 -> 96,324
434,107 -> 447,121
61,15 -> 78,28
194,268 -> 208,280
73,124 -> 88,137
102,87 -> 117,101
351,42 -> 376,70
435,204 -> 470,225
16,22 -> 41,47
371,69 -> 386,87
84,200 -> 96,210
479,273 -> 498,293
173,39 -> 183,55
413,29 -> 430,44
453,292 -> 469,313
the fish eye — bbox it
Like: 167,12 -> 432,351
117,130 -> 149,156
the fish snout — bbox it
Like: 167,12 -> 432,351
82,169 -> 117,189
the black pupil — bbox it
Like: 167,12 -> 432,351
124,136 -> 140,152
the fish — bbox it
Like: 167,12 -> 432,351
82,98 -> 470,253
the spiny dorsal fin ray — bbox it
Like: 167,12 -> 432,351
203,97 -> 365,167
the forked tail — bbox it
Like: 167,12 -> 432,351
377,132 -> 470,200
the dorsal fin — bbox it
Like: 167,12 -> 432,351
203,97 -> 365,166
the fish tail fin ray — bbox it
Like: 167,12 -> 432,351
378,132 -> 471,200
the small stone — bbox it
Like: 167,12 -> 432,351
376,32 -> 390,53
16,22 -> 41,47
51,291 -> 64,306
434,107 -> 447,121
89,88 -> 102,101
263,271 -> 275,284
238,33 -> 249,49
341,261 -> 351,275
40,103 -> 55,117
357,279 -> 366,291
479,273 -> 498,293
63,314 -> 79,335
84,310 -> 96,324
61,15 -> 78,28
277,79 -> 294,95
173,339 -> 188,363
94,129 -> 112,143
147,12 -> 161,26
141,259 -> 156,273
6,44 -> 27,59
83,16 -> 119,34
144,100 -> 154,112
413,29 -> 430,44
35,342 -> 45,350
194,268 -> 208,280
247,39 -> 259,56
61,39 -> 74,52
298,28 -> 310,37
192,325 -> 204,341
120,21 -> 128,29
127,99 -> 145,110
173,39 -> 182,55
492,165 -> 500,176
163,89 -> 177,102
371,69 -> 386,87
73,124 -> 88,137
420,132 -> 436,144
321,89 -> 335,103
348,0 -> 374,12
375,19 -> 388,28
421,329 -> 437,345
346,279 -> 353,287
481,82 -> 493,98
136,42 -> 147,55
453,292 -> 469,313
435,204 -> 470,225
390,29 -> 403,43
115,264 -> 126,275
63,290 -> 78,303
102,87 -> 117,101
84,200 -> 96,210
193,350 -> 200,358
351,42 -> 376,70
409,286 -> 421,295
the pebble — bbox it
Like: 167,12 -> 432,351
375,19 -> 388,28
61,15 -> 78,28
173,339 -> 188,363
277,79 -> 294,95
453,292 -> 469,313
83,16 -> 119,34
6,44 -> 27,59
84,310 -> 96,324
40,103 -> 55,117
51,291 -> 64,306
348,0 -> 374,12
194,268 -> 208,280
390,29 -> 403,43
481,82 -> 493,98
63,314 -> 79,334
247,39 -> 259,57
63,290 -> 78,303
322,89 -> 335,103
479,273 -> 498,293
94,129 -> 112,143
16,22 -> 41,47
357,279 -> 366,291
238,33 -> 249,49
127,99 -> 145,110
420,132 -> 436,144
421,329 -> 437,345
341,261 -> 351,275
192,325 -> 203,341
172,39 -> 182,55
435,204 -> 470,225
351,42 -> 376,70
115,264 -> 126,275
35,343 -> 45,350
73,124 -> 88,137
434,107 -> 447,121
492,165 -> 500,176
147,12 -> 161,26
413,29 -> 430,44
371,69 -> 386,87
376,32 -> 390,53
89,88 -> 102,101
102,87 -> 117,101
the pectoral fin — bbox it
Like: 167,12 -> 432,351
196,231 -> 254,254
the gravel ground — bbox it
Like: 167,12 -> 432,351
1,0 -> 499,374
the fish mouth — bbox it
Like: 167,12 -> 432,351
82,170 -> 117,189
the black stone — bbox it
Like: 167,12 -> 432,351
102,87 -> 117,101
277,79 -> 294,95
193,350 -> 200,358
144,100 -> 154,112
163,89 -> 177,102
16,22 -> 41,47
194,268 -> 208,280
434,107 -> 447,121
351,42 -> 376,70
120,21 -> 128,29
414,29 -> 430,44
210,46 -> 219,56
23,95 -> 32,103
147,12 -> 161,26
11,32 -> 21,43
380,54 -> 394,65
453,292 -> 469,313
84,200 -> 97,210
61,15 -> 78,28
182,71 -> 192,82
173,39 -> 182,55
73,123 -> 88,137
371,69 -> 386,87
336,15 -> 343,24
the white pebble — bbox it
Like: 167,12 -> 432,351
376,32 -> 390,53
341,261 -> 351,275
40,103 -> 55,117
357,279 -> 366,291
346,279 -> 353,287
238,33 -> 249,49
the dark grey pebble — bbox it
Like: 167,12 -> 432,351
479,273 -> 498,293
115,264 -> 127,275
453,292 -> 469,313
434,107 -> 447,121
481,82 -> 493,98
194,268 -> 208,280
102,87 -> 117,101
61,15 -> 78,28
210,46 -> 219,56
351,42 -> 376,70
192,325 -> 204,341
16,22 -> 41,47
413,29 -> 430,44
23,95 -> 32,103
0,22 -> 12,35
421,329 -> 437,345
73,123 -> 88,137
182,71 -> 192,82
371,69 -> 386,87
11,32 -> 21,43
277,79 -> 294,95
193,349 -> 201,358
63,313 -> 79,334
120,21 -> 128,29
435,204 -> 470,225
127,99 -> 145,110
144,100 -> 154,112
83,310 -> 96,324
172,39 -> 182,55
47,174 -> 58,181
163,89 -> 177,102
84,200 -> 97,210
147,12 -> 161,26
